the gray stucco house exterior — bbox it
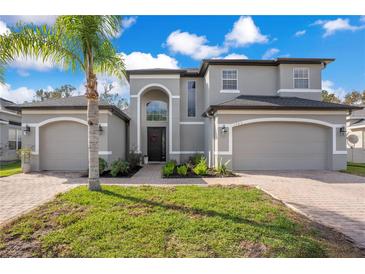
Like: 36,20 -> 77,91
127,58 -> 359,170
8,96 -> 129,171
8,57 -> 360,171
346,106 -> 365,163
0,98 -> 22,162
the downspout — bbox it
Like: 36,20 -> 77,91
205,111 -> 216,168
125,120 -> 130,160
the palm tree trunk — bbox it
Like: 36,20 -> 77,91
86,73 -> 101,191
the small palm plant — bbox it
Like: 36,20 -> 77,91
0,16 -> 126,190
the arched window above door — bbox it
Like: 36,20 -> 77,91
146,100 -> 167,121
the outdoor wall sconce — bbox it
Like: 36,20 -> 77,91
23,125 -> 30,135
221,125 -> 228,134
339,127 -> 346,136
98,124 -> 103,135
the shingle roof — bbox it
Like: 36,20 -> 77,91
204,95 -> 362,115
126,58 -> 335,80
8,96 -> 130,122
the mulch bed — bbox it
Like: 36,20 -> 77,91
163,170 -> 239,179
82,166 -> 142,178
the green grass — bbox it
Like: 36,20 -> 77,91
0,185 -> 362,258
0,161 -> 21,177
341,162 -> 365,177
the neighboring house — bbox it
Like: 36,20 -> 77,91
127,58 -> 359,171
347,106 -> 365,162
10,57 -> 360,172
0,98 -> 22,162
9,96 -> 129,171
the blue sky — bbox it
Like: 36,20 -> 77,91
0,15 -> 364,103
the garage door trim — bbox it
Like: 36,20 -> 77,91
27,117 -> 88,155
216,117 -> 346,155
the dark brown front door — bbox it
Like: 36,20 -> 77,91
147,127 -> 166,161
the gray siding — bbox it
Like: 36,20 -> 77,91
278,64 -> 322,100
107,113 -> 127,162
206,65 -> 278,107
180,77 -> 205,120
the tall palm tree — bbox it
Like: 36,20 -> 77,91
0,16 -> 126,191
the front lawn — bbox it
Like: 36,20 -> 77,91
0,185 -> 362,258
341,162 -> 365,177
0,161 -> 21,177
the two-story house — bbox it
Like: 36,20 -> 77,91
12,58 -> 360,171
127,58 -> 359,170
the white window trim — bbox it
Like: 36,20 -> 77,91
187,80 -> 197,118
220,89 -> 240,94
221,69 -> 239,92
293,67 -> 310,89
8,128 -> 21,151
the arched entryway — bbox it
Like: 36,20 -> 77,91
138,85 -> 170,162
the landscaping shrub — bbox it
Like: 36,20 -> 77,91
128,149 -> 142,169
190,153 -> 205,166
99,158 -> 108,175
193,157 -> 208,176
215,158 -> 231,176
176,164 -> 188,176
110,159 -> 130,177
162,160 -> 176,177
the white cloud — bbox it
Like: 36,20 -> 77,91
166,30 -> 227,60
0,83 -> 35,103
113,16 -> 138,38
313,18 -> 365,37
294,30 -> 306,37
74,74 -> 130,100
121,51 -> 179,69
16,69 -> 30,77
122,16 -> 137,30
0,20 -> 10,35
262,48 -> 280,59
223,53 -> 248,59
322,80 -> 347,99
225,16 -> 268,47
0,16 -> 58,26
10,55 -> 57,73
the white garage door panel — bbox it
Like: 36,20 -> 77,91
232,122 -> 329,170
40,121 -> 88,171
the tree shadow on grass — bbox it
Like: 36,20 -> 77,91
101,189 -> 297,233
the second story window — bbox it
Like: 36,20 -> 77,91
293,68 -> 309,89
187,80 -> 196,117
222,70 -> 237,90
146,100 -> 167,121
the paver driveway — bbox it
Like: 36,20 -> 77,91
1,168 -> 365,250
234,170 -> 365,249
0,173 -> 77,225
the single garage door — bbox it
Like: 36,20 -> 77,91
40,121 -> 88,171
232,122 -> 329,170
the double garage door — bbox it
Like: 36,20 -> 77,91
232,122 -> 329,170
40,121 -> 88,171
